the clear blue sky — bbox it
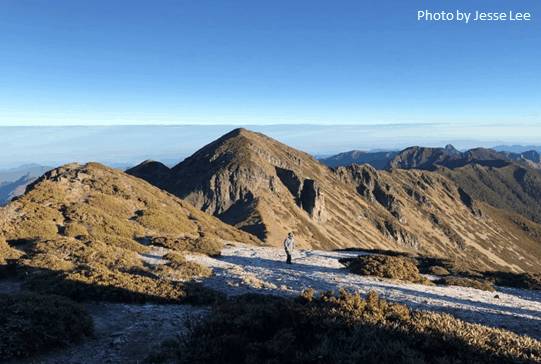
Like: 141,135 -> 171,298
0,0 -> 540,127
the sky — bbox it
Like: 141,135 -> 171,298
0,0 -> 540,129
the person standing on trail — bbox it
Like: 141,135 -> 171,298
283,232 -> 295,264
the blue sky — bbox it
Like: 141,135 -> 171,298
0,0 -> 540,128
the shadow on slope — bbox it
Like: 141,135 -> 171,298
148,290 -> 541,364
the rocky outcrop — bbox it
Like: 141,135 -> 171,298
336,164 -> 404,222
275,167 -> 327,222
376,219 -> 419,249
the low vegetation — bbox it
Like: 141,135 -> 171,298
427,265 -> 450,276
148,289 -> 541,364
153,251 -> 212,281
340,255 -> 432,285
436,276 -> 495,292
0,164 -> 260,303
150,235 -> 223,257
0,293 -> 94,360
349,248 -> 541,292
485,271 -> 541,291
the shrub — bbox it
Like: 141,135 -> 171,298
148,290 -> 541,364
428,265 -> 450,276
23,265 -> 201,304
485,271 -> 541,291
436,276 -> 495,292
151,236 -> 223,257
153,252 -> 212,281
0,293 -> 93,359
0,237 -> 20,264
341,255 -> 432,285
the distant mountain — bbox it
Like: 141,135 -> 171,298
389,146 -> 513,170
493,145 -> 541,154
129,128 -> 541,272
0,164 -> 50,184
0,164 -> 51,206
319,150 -> 398,169
322,145 -> 541,171
0,174 -> 36,206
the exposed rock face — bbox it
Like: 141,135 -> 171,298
299,179 -> 326,222
128,129 -> 541,272
335,165 -> 403,222
275,167 -> 326,222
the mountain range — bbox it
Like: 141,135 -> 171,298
1,128 -> 540,273
320,146 -> 541,170
127,128 -> 541,272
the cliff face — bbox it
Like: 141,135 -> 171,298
128,129 -> 541,272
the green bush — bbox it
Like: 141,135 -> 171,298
0,293 -> 93,359
147,290 -> 541,364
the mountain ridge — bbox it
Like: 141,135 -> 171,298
128,128 -> 541,272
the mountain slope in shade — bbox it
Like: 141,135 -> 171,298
129,128 -> 541,272
319,150 -> 398,169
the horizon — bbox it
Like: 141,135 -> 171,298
1,124 -> 540,170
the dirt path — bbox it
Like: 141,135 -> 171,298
11,303 -> 205,364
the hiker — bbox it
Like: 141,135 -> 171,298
283,232 -> 295,264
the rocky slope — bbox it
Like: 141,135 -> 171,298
128,128 -> 541,272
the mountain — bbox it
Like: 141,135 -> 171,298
493,145 -> 541,154
322,146 -> 541,171
319,150 -> 398,169
0,174 -> 36,206
388,146 -> 512,170
439,163 -> 541,225
1,162 -> 258,246
0,162 -> 260,301
0,164 -> 50,184
0,164 -> 52,206
322,144 -> 541,229
129,128 -> 541,272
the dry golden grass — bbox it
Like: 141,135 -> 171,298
428,265 -> 451,276
341,255 -> 433,285
0,163 -> 259,303
148,289 -> 541,364
151,236 -> 223,256
1,236 -> 18,264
